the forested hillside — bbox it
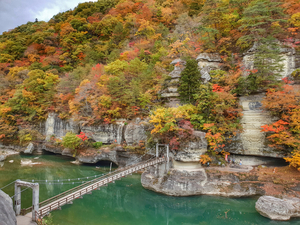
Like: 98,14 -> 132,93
1,0 -> 300,168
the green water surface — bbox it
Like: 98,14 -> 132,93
0,153 -> 299,225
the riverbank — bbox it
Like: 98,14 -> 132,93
0,149 -> 19,162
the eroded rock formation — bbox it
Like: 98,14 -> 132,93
141,167 -> 260,197
255,196 -> 300,220
196,53 -> 222,83
243,43 -> 297,78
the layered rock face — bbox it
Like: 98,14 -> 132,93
42,114 -> 148,145
173,131 -> 207,162
162,54 -> 222,107
161,59 -> 186,108
256,196 -> 300,220
243,43 -> 296,78
42,113 -> 79,140
0,190 -> 17,225
196,53 -> 222,83
223,93 -> 289,158
43,144 -> 151,167
141,167 -> 260,197
123,118 -> 148,145
81,123 -> 124,144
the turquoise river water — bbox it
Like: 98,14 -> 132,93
0,153 -> 299,225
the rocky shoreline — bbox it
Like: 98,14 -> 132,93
0,144 -> 20,162
141,163 -> 300,221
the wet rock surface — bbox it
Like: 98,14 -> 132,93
0,190 -> 17,225
255,196 -> 300,220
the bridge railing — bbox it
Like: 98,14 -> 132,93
23,157 -> 167,217
35,211 -> 46,225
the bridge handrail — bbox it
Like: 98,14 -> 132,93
23,157 -> 166,214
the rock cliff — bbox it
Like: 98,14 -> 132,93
243,43 -> 297,79
42,115 -> 148,146
43,143 -> 151,167
223,94 -> 288,158
0,190 -> 17,225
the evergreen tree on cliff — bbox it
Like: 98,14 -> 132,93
178,59 -> 202,104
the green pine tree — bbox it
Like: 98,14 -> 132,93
236,36 -> 284,95
253,37 -> 283,88
238,0 -> 287,48
178,59 -> 202,104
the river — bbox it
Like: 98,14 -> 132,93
0,153 -> 299,225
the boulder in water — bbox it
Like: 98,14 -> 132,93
24,142 -> 34,154
255,196 -> 300,220
0,155 -> 6,162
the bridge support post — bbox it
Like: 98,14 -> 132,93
32,184 -> 39,221
14,180 -> 21,216
14,180 -> 39,222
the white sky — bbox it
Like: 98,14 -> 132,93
0,0 -> 97,34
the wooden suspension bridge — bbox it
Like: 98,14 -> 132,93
15,156 -> 169,223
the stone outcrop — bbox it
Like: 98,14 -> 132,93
43,113 -> 149,146
42,113 -> 79,140
161,59 -> 186,107
161,55 -> 223,107
43,143 -> 150,167
0,144 -> 20,161
243,42 -> 297,79
255,196 -> 300,220
173,131 -> 207,162
0,155 -> 5,162
142,167 -> 260,197
223,93 -> 288,158
196,53 -> 222,83
0,190 -> 17,225
23,142 -> 34,154
123,118 -> 148,145
82,123 -> 124,144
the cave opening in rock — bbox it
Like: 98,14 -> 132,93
84,160 -> 118,168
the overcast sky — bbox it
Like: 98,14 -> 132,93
0,0 -> 97,34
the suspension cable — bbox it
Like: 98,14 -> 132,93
23,173 -> 106,183
10,187 -> 31,199
0,180 -> 16,191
